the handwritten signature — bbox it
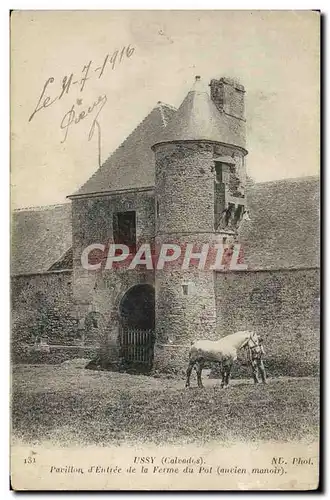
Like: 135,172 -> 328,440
28,44 -> 134,147
60,94 -> 107,144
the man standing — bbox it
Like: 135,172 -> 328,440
249,336 -> 267,384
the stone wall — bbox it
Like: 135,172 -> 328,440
11,271 -> 77,353
71,190 -> 156,360
71,188 -> 155,271
154,267 -> 320,377
215,267 -> 320,375
11,265 -> 320,375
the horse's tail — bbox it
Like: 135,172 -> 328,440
188,342 -> 199,364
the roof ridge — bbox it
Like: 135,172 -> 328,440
254,175 -> 319,186
72,102 -> 176,197
13,202 -> 71,213
158,101 -> 167,127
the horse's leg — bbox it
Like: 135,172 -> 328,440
220,364 -> 225,389
217,362 -> 224,388
259,360 -> 267,384
251,359 -> 259,384
185,359 -> 195,388
222,361 -> 230,389
225,361 -> 232,388
196,361 -> 204,388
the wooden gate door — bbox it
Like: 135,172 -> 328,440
120,328 -> 155,371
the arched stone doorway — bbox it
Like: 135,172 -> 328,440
119,284 -> 155,371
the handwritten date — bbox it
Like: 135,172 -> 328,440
28,44 -> 134,123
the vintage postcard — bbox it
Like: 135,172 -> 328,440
10,10 -> 320,491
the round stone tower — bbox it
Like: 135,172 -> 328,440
152,76 -> 248,373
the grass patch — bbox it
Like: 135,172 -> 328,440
11,365 -> 319,446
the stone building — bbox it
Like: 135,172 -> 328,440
11,76 -> 320,375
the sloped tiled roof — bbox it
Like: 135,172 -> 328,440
72,103 -> 176,197
240,176 -> 320,270
153,78 -> 246,150
11,204 -> 72,275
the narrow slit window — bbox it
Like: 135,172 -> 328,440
214,163 -> 222,184
234,204 -> 244,224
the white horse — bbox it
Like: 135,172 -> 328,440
185,331 -> 260,389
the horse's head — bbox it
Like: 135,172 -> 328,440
239,331 -> 260,350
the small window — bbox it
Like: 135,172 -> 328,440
113,211 -> 136,253
215,163 -> 222,184
182,283 -> 195,295
156,200 -> 160,217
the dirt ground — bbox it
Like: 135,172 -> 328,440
11,364 -> 319,446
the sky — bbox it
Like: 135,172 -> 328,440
11,10 -> 320,209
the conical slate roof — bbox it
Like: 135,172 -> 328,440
153,77 -> 246,150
